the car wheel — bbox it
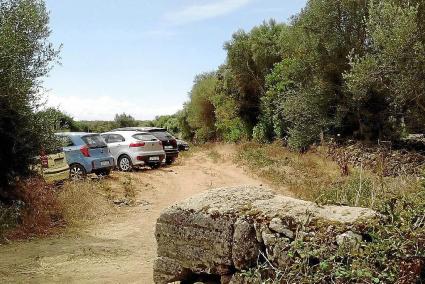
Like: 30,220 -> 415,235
118,155 -> 133,172
166,157 -> 175,165
70,164 -> 86,181
150,163 -> 161,169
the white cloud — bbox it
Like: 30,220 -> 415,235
45,94 -> 182,121
165,0 -> 253,25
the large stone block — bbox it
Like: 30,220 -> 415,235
154,185 -> 376,283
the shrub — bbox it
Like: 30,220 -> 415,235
0,0 -> 60,197
5,177 -> 64,239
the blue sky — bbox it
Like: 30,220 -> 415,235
44,0 -> 307,121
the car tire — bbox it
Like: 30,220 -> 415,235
118,155 -> 133,172
166,157 -> 175,165
70,164 -> 86,181
150,163 -> 161,169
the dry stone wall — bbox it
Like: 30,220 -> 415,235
154,186 -> 376,284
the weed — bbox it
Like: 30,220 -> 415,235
58,179 -> 112,227
5,177 -> 64,239
235,142 -> 425,283
122,176 -> 136,205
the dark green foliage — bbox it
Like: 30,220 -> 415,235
185,73 -> 217,143
152,114 -> 179,135
0,0 -> 60,197
224,20 -> 287,133
36,108 -> 82,132
114,113 -> 137,128
179,0 -> 425,150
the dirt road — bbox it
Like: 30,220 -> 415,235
0,146 -> 268,283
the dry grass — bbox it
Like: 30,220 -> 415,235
4,177 -> 65,239
235,142 -> 422,209
57,179 -> 114,227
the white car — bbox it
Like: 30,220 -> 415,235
101,131 -> 165,171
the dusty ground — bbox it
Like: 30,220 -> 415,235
0,145 -> 275,284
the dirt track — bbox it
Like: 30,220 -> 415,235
0,146 -> 268,283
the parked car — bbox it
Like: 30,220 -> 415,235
55,132 -> 114,180
101,131 -> 165,171
34,148 -> 70,184
112,127 -> 179,165
176,139 -> 190,151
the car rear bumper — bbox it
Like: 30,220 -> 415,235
42,166 -> 70,183
135,154 -> 166,165
90,157 -> 115,172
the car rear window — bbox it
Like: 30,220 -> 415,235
82,135 -> 107,148
151,131 -> 173,140
132,134 -> 158,141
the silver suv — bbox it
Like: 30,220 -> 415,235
101,131 -> 165,171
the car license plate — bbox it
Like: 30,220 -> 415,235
149,156 -> 160,161
100,161 -> 110,166
164,146 -> 173,149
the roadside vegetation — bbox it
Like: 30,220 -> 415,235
235,142 -> 425,283
1,0 -> 424,282
157,0 -> 425,150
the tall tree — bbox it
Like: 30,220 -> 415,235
0,0 -> 60,197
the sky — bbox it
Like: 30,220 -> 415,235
44,0 -> 307,121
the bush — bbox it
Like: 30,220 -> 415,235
5,177 -> 64,239
0,0 -> 60,198
235,142 -> 425,283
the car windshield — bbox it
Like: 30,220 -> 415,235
151,131 -> 173,140
132,134 -> 158,141
82,134 -> 107,148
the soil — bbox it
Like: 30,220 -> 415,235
0,145 -> 278,283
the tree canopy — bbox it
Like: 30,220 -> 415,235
178,0 -> 425,150
0,0 -> 60,196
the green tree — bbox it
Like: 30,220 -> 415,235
36,108 -> 81,132
224,20 -> 287,133
213,66 -> 250,142
177,106 -> 194,141
345,1 -> 425,137
186,73 -> 217,143
0,0 -> 60,197
114,113 -> 137,128
153,114 -> 179,135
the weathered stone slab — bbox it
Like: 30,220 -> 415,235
154,185 -> 376,283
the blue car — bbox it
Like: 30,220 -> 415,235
56,132 -> 115,180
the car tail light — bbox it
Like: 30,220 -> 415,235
80,145 -> 90,157
40,155 -> 48,168
130,142 -> 145,147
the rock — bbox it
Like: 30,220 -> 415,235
253,222 -> 263,243
153,256 -> 192,284
232,219 -> 261,270
336,231 -> 363,248
221,274 -> 233,284
272,238 -> 291,268
268,218 -> 294,239
154,185 -> 376,283
261,228 -> 278,246
229,273 -> 262,284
